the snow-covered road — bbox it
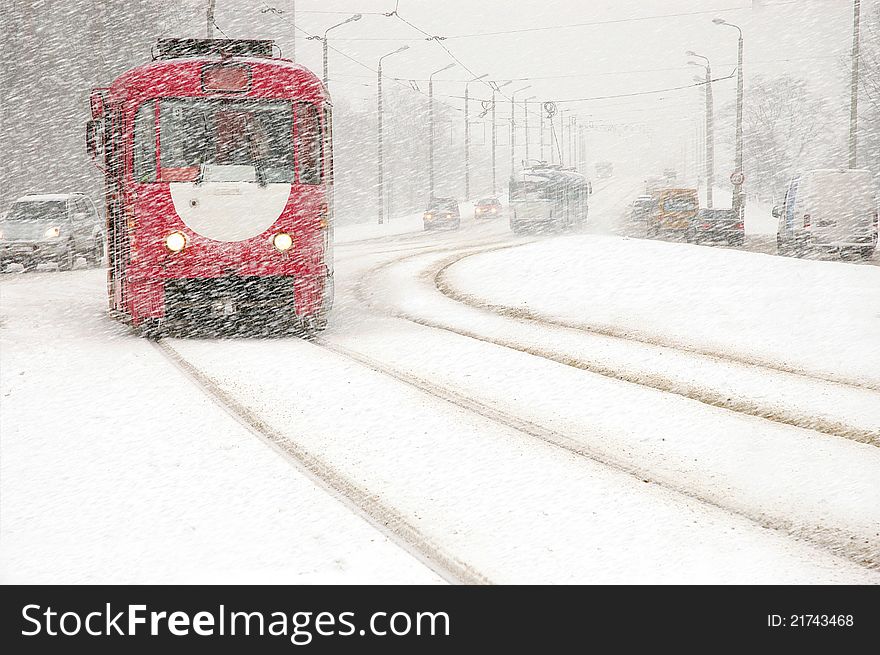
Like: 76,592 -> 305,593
2,178 -> 878,583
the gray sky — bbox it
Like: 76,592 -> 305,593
175,0 -> 854,170
200,1 -> 853,117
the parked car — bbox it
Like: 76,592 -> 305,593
423,197 -> 461,230
0,193 -> 104,271
473,197 -> 502,219
629,195 -> 655,223
688,208 -> 744,246
774,169 -> 877,259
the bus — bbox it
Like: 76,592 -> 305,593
646,188 -> 699,238
509,164 -> 591,234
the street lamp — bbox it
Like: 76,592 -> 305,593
308,13 -> 361,88
523,95 -> 536,164
510,85 -> 531,176
490,80 -> 512,195
714,18 -> 745,220
464,73 -> 489,201
687,51 -> 715,209
377,45 -> 409,225
429,62 -> 456,201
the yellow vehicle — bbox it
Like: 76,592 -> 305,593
647,188 -> 698,237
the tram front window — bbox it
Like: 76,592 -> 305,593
158,99 -> 293,184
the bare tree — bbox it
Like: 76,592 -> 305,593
732,74 -> 835,200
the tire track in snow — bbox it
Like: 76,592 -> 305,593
349,246 -> 879,446
150,339 -> 491,586
434,249 -> 880,395
314,338 -> 879,571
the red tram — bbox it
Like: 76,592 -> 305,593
86,39 -> 334,337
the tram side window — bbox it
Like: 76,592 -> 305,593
296,103 -> 323,185
133,102 -> 157,183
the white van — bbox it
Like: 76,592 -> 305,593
774,169 -> 878,258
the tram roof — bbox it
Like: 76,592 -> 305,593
105,41 -> 328,105
520,165 -> 589,183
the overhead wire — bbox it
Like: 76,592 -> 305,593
258,2 -> 465,114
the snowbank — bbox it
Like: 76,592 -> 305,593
443,234 -> 880,386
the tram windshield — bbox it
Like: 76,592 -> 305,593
662,195 -> 697,212
511,175 -> 556,202
145,99 -> 323,185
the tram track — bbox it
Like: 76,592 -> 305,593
146,186 -> 877,578
433,247 -> 880,395
351,243 -> 879,447
311,338 -> 879,570
152,320 -> 879,574
145,226 -> 879,579
150,338 -> 491,586
335,240 -> 880,566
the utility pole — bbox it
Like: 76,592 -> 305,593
429,63 -> 455,201
377,45 -> 409,224
559,110 -> 566,166
310,14 -> 361,89
523,96 -> 535,164
714,18 -> 745,221
492,87 -> 497,195
705,71 -> 715,208
849,0 -> 861,168
510,86 -> 530,177
510,96 -> 515,176
207,0 -> 215,38
465,74 -> 488,201
688,51 -> 715,208
490,81 -> 511,196
539,106 -> 545,162
578,125 -> 586,172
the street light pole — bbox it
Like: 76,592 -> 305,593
849,0 -> 861,168
559,109 -> 567,166
311,14 -> 362,89
429,63 -> 455,201
490,81 -> 511,196
539,105 -> 545,162
377,45 -> 409,225
510,85 -> 531,177
206,0 -> 215,38
688,51 -> 715,208
465,73 -> 488,201
523,95 -> 535,164
714,18 -> 745,220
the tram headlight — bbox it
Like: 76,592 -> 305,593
165,231 -> 187,253
44,226 -> 61,238
273,232 -> 293,252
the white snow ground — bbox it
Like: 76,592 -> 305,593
0,270 -> 442,584
2,179 -> 878,583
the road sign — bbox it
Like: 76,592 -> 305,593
730,171 -> 745,185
